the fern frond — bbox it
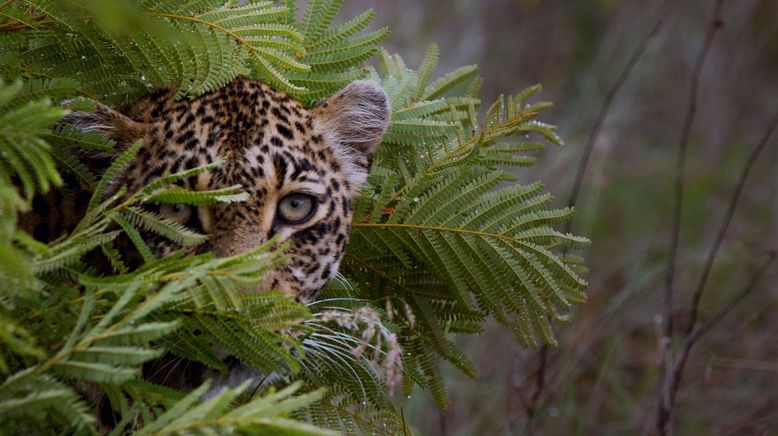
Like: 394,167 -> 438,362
120,206 -> 208,246
136,380 -> 332,436
0,79 -> 66,201
143,185 -> 249,205
421,65 -> 478,100
0,372 -> 95,432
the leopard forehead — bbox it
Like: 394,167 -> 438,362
125,78 -> 352,196
104,77 -> 389,301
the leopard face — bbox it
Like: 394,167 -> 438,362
67,77 -> 390,301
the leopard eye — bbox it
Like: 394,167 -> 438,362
159,203 -> 193,224
277,194 -> 316,224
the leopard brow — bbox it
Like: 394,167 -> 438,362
292,182 -> 326,195
281,181 -> 327,201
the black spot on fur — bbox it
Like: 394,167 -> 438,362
270,136 -> 284,147
271,107 -> 289,124
273,153 -> 288,190
176,130 -> 194,145
320,263 -> 332,280
276,124 -> 293,140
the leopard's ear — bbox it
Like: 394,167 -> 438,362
313,80 -> 390,187
62,103 -> 149,147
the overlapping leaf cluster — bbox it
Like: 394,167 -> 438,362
335,48 -> 588,405
0,0 -> 386,105
0,0 -> 587,433
1,127 -> 325,432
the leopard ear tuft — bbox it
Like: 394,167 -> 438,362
314,80 -> 390,188
62,103 -> 148,146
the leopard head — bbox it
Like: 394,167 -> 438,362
66,77 -> 390,301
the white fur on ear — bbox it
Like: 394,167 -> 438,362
61,103 -> 147,146
314,80 -> 390,189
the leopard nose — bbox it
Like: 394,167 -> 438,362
208,225 -> 268,258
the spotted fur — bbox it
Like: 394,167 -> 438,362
57,77 -> 390,301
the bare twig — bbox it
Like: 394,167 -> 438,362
508,355 -> 532,426
525,344 -> 547,435
668,103 -> 778,414
400,408 -> 409,436
692,252 -> 777,344
672,253 -> 776,394
659,96 -> 778,436
438,409 -> 448,436
563,1 -> 672,226
658,1 -> 723,433
522,2 -> 671,432
683,109 -> 778,337
521,4 -> 672,432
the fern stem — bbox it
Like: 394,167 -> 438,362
345,252 -> 411,293
0,9 -> 50,32
147,12 -> 305,62
426,111 -> 536,173
354,222 -> 525,245
19,66 -> 101,101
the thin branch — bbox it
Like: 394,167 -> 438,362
692,253 -> 775,345
671,252 -> 776,405
663,0 -> 723,349
684,108 -> 778,338
659,91 -> 778,436
510,357 -> 532,414
525,344 -> 548,435
438,409 -> 448,436
522,2 -> 670,432
563,0 -> 672,227
658,1 -> 723,434
664,105 -> 778,415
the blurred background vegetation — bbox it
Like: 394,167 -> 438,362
337,0 -> 778,433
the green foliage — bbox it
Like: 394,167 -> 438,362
0,0 -> 385,106
339,50 -> 588,405
0,0 -> 587,433
133,381 -> 333,436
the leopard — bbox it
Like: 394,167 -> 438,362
19,76 -> 390,427
26,76 -> 390,302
